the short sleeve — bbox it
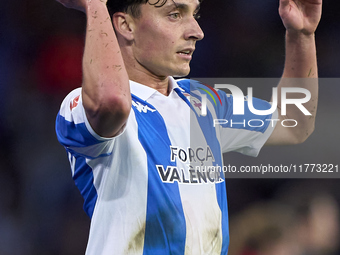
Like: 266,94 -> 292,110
55,88 -> 115,159
216,91 -> 277,157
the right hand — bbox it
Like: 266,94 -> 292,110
55,0 -> 89,13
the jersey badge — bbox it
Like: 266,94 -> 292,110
70,95 -> 80,111
191,97 -> 203,116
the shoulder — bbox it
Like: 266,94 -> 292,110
175,78 -> 229,106
59,87 -> 83,120
175,78 -> 190,94
175,78 -> 211,94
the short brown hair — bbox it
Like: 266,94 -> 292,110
107,0 -> 163,18
107,0 -> 202,18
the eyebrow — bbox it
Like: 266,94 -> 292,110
165,1 -> 201,13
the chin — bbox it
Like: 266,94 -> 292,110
173,74 -> 189,78
172,67 -> 190,78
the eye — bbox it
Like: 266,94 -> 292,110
194,12 -> 201,20
169,12 -> 181,20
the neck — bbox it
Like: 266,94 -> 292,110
121,45 -> 171,96
127,68 -> 171,96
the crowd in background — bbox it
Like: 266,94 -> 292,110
1,0 -> 340,254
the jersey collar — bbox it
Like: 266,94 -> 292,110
129,77 -> 180,101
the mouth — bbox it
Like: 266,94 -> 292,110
177,48 -> 195,60
177,49 -> 194,56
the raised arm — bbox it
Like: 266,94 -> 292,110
56,0 -> 131,137
266,0 -> 322,145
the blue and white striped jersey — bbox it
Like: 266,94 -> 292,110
56,77 -> 276,255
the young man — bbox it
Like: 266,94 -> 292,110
55,0 -> 322,254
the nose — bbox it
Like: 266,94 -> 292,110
185,17 -> 204,41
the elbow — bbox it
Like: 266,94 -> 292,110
114,94 -> 132,120
87,92 -> 131,120
292,123 -> 315,145
105,89 -> 132,116
83,77 -> 131,115
85,94 -> 131,137
82,81 -> 132,136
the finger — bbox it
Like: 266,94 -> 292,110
280,0 -> 291,7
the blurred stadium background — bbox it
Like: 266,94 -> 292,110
1,0 -> 340,254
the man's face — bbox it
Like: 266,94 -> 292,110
131,0 -> 204,78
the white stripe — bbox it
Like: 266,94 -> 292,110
68,153 -> 76,177
183,109 -> 222,255
85,110 -> 148,255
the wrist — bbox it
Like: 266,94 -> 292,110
285,30 -> 316,46
85,0 -> 108,15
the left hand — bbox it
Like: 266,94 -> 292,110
279,0 -> 322,35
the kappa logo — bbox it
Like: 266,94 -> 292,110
132,100 -> 156,113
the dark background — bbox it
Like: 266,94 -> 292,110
0,0 -> 339,254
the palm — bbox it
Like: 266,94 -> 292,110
55,0 -> 108,12
55,0 -> 87,12
279,0 -> 322,35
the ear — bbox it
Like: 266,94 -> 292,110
112,12 -> 135,41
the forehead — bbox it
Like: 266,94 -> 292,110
145,0 -> 201,12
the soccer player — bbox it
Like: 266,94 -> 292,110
55,0 -> 322,254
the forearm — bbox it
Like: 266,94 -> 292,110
275,32 -> 318,143
82,1 -> 131,137
282,31 -> 318,78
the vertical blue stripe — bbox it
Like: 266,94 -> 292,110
185,80 -> 230,254
72,155 -> 98,218
131,96 -> 187,255
192,98 -> 230,254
